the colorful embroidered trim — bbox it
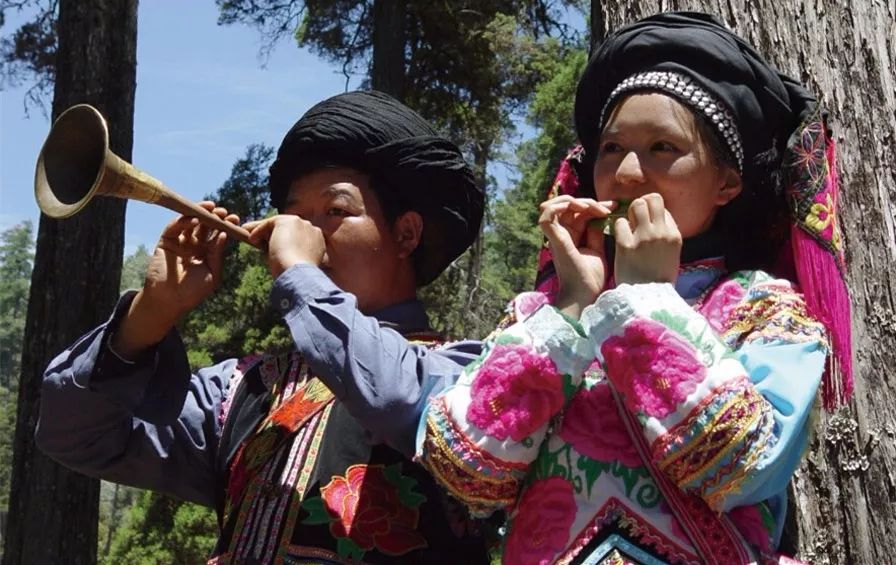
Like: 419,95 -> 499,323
652,377 -> 775,510
417,396 -> 525,517
721,283 -> 828,350
557,497 -> 701,565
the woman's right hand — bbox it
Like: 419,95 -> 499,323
112,202 -> 239,360
538,196 -> 615,318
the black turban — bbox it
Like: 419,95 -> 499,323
269,90 -> 483,286
575,11 -> 816,178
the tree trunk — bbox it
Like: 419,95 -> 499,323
2,0 -> 138,563
371,0 -> 406,99
593,2 -> 896,562
464,142 -> 489,312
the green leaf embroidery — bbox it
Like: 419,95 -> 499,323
383,463 -> 426,508
651,310 -> 724,366
562,373 -> 579,402
576,455 -> 611,498
336,536 -> 366,561
495,333 -> 525,345
300,496 -> 331,525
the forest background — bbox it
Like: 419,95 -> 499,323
0,0 -> 894,563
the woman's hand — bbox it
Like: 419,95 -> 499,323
243,215 -> 326,279
613,193 -> 682,285
539,196 -> 615,318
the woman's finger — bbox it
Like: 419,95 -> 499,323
644,193 -> 666,225
614,217 -> 635,250
628,198 -> 650,232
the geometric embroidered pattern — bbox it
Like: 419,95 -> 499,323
654,377 -> 773,510
418,395 -> 526,517
722,283 -> 827,351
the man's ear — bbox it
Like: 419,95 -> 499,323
715,166 -> 743,206
393,211 -> 423,258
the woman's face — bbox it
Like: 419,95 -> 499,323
592,93 -> 742,238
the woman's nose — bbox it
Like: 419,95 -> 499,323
616,151 -> 646,184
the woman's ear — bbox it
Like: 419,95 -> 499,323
393,211 -> 423,258
715,167 -> 743,206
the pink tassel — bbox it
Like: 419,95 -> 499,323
790,139 -> 854,410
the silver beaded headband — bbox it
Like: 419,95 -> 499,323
598,71 -> 744,171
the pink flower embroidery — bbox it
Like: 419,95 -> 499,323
467,344 -> 565,441
513,291 -> 551,319
728,505 -> 773,554
602,319 -> 706,419
699,279 -> 747,333
559,382 -> 641,467
504,477 -> 576,564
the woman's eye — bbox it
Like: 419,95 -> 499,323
651,141 -> 678,152
598,141 -> 623,154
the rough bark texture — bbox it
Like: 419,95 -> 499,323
371,0 -> 406,99
593,2 -> 896,562
2,0 -> 138,563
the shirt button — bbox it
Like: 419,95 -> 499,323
280,298 -> 291,310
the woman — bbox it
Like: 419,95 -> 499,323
416,12 -> 852,564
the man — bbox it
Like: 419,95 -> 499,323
36,91 -> 489,563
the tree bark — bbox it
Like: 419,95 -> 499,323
593,2 -> 896,562
371,0 -> 406,100
2,0 -> 138,563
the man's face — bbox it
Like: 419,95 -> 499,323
281,167 -> 412,312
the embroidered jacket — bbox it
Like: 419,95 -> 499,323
37,264 -> 492,564
417,261 -> 828,564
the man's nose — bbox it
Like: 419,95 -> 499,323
616,151 -> 646,185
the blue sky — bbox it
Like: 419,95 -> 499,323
1,1 -> 358,254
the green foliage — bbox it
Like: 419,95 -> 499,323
97,481 -> 139,559
104,491 -> 217,564
484,47 -> 587,295
120,244 -> 150,292
423,47 -> 587,339
0,219 -> 36,550
0,383 -> 16,515
0,221 -> 35,388
204,143 -> 274,221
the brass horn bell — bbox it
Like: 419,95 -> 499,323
35,104 -> 255,245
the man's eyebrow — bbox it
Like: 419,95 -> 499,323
323,186 -> 358,199
283,186 -> 358,209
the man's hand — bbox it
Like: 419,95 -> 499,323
243,215 -> 326,279
113,202 -> 238,359
613,193 -> 682,285
539,196 -> 615,318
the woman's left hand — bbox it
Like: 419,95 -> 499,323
613,193 -> 682,285
539,196 -> 615,318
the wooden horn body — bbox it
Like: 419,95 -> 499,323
34,104 -> 255,245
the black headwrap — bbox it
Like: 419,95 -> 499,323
575,11 -> 815,183
269,90 -> 483,286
